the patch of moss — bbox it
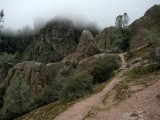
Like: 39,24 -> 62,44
130,112 -> 139,117
126,64 -> 158,79
156,94 -> 160,100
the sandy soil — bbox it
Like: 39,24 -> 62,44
87,80 -> 160,120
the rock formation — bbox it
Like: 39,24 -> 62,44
63,30 -> 103,62
95,27 -> 114,50
22,19 -> 78,63
130,4 -> 160,49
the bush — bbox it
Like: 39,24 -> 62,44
126,50 -> 134,59
0,74 -> 33,120
127,64 -> 158,78
58,74 -> 93,102
91,62 -> 116,84
33,86 -> 58,108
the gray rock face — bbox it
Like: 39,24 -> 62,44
130,5 -> 160,49
22,20 -> 78,63
64,30 -> 102,62
73,53 -> 118,74
95,27 -> 114,50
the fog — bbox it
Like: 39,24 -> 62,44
0,0 -> 160,30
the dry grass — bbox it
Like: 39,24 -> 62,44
125,47 -> 148,63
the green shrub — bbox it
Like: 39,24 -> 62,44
58,74 -> 93,102
127,64 -> 158,78
33,86 -> 58,108
126,50 -> 134,59
0,74 -> 33,120
91,62 -> 116,84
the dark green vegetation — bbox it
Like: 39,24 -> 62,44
91,62 -> 118,83
0,74 -> 33,120
111,13 -> 131,52
156,94 -> 160,100
0,61 -> 116,120
147,28 -> 160,65
126,64 -> 158,79
57,74 -> 93,102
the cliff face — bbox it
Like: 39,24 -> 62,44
130,4 -> 160,49
22,20 -> 78,63
95,27 -> 114,50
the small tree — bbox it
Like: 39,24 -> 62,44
0,10 -> 4,43
115,13 -> 130,29
112,13 -> 131,52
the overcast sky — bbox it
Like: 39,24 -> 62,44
0,0 -> 160,30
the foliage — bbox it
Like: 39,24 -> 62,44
126,50 -> 134,59
0,74 -> 33,120
147,27 -> 160,65
58,74 -> 93,102
111,27 -> 131,52
91,62 -> 117,83
115,13 -> 130,29
111,13 -> 131,52
0,52 -> 17,65
126,64 -> 158,79
0,10 -> 4,22
156,94 -> 160,100
33,86 -> 58,108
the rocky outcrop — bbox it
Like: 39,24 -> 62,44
130,4 -> 160,49
0,61 -> 65,108
0,61 -> 65,95
21,19 -> 100,64
0,30 -> 117,108
22,20 -> 78,63
63,30 -> 103,62
74,53 -> 119,74
95,27 -> 114,50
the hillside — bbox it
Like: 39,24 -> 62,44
0,4 -> 160,120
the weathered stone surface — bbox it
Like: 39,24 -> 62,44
0,64 -> 12,84
63,30 -> 103,62
0,61 -> 46,94
130,5 -> 160,49
46,62 -> 65,82
22,20 -> 78,63
74,53 -> 119,74
21,19 -> 99,64
0,61 -> 65,95
95,27 -> 114,50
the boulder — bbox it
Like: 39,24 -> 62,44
74,53 -> 119,74
63,30 -> 103,62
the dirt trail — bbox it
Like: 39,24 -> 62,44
53,54 -> 127,120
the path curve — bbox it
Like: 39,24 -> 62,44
53,54 -> 127,120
